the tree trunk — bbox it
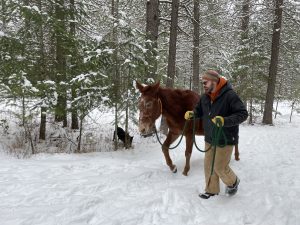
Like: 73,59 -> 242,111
1,0 -> 7,31
39,107 -> 46,140
37,0 -> 47,140
54,0 -> 67,127
70,0 -> 79,129
289,101 -> 295,123
76,116 -> 84,153
71,88 -> 79,129
241,0 -> 250,37
55,95 -> 67,127
25,123 -> 35,155
124,52 -> 132,149
145,0 -> 159,82
22,94 -> 26,126
125,91 -> 129,149
166,0 -> 179,88
192,0 -> 200,93
112,0 -> 120,150
249,97 -> 253,124
262,0 -> 283,125
274,76 -> 283,119
24,0 -> 30,37
160,0 -> 179,134
161,0 -> 179,135
239,0 -> 251,107
249,54 -> 255,125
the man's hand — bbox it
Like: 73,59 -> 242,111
184,111 -> 194,120
212,116 -> 224,127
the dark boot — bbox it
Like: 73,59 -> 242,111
226,177 -> 240,196
199,192 -> 217,199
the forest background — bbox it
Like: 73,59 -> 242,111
0,0 -> 299,154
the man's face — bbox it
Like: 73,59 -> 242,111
202,78 -> 216,94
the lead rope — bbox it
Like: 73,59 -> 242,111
154,114 -> 228,184
192,117 -> 211,152
206,118 -> 228,187
154,98 -> 187,149
154,98 -> 227,164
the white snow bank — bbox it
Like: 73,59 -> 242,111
0,102 -> 299,225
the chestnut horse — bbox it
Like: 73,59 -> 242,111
136,81 -> 239,176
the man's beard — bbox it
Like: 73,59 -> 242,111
204,86 -> 214,94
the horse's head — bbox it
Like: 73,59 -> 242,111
136,81 -> 162,136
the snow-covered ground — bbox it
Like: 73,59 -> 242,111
0,102 -> 300,225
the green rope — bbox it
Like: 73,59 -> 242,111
154,120 -> 189,150
154,116 -> 228,166
181,116 -> 228,178
207,118 -> 228,178
154,116 -> 228,183
192,117 -> 227,153
192,117 -> 210,152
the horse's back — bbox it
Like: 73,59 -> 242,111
173,89 -> 200,110
176,89 -> 203,135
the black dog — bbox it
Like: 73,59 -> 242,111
113,127 -> 133,146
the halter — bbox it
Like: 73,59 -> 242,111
157,97 -> 162,115
139,96 -> 163,119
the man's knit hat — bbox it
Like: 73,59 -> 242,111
202,70 -> 220,82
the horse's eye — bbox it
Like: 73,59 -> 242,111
146,102 -> 153,108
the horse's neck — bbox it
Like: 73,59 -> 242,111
157,87 -> 199,116
158,88 -> 179,119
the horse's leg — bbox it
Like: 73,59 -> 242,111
234,144 -> 240,161
183,134 -> 193,176
162,132 -> 180,173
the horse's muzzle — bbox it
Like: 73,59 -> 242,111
139,122 -> 155,137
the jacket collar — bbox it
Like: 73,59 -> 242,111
203,82 -> 232,104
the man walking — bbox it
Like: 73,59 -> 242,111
185,70 -> 248,199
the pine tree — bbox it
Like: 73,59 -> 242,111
192,0 -> 200,93
263,0 -> 284,125
145,0 -> 159,82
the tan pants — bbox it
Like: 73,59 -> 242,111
204,142 -> 237,194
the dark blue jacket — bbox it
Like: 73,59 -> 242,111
194,82 -> 248,145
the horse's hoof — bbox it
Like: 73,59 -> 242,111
235,157 -> 240,161
182,171 -> 188,176
171,165 -> 177,173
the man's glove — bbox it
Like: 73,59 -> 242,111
184,111 -> 194,120
212,116 -> 224,127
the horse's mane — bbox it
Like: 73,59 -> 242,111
158,86 -> 200,103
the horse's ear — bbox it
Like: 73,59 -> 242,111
136,81 -> 144,93
152,81 -> 160,92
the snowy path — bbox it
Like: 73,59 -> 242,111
1,120 -> 300,224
